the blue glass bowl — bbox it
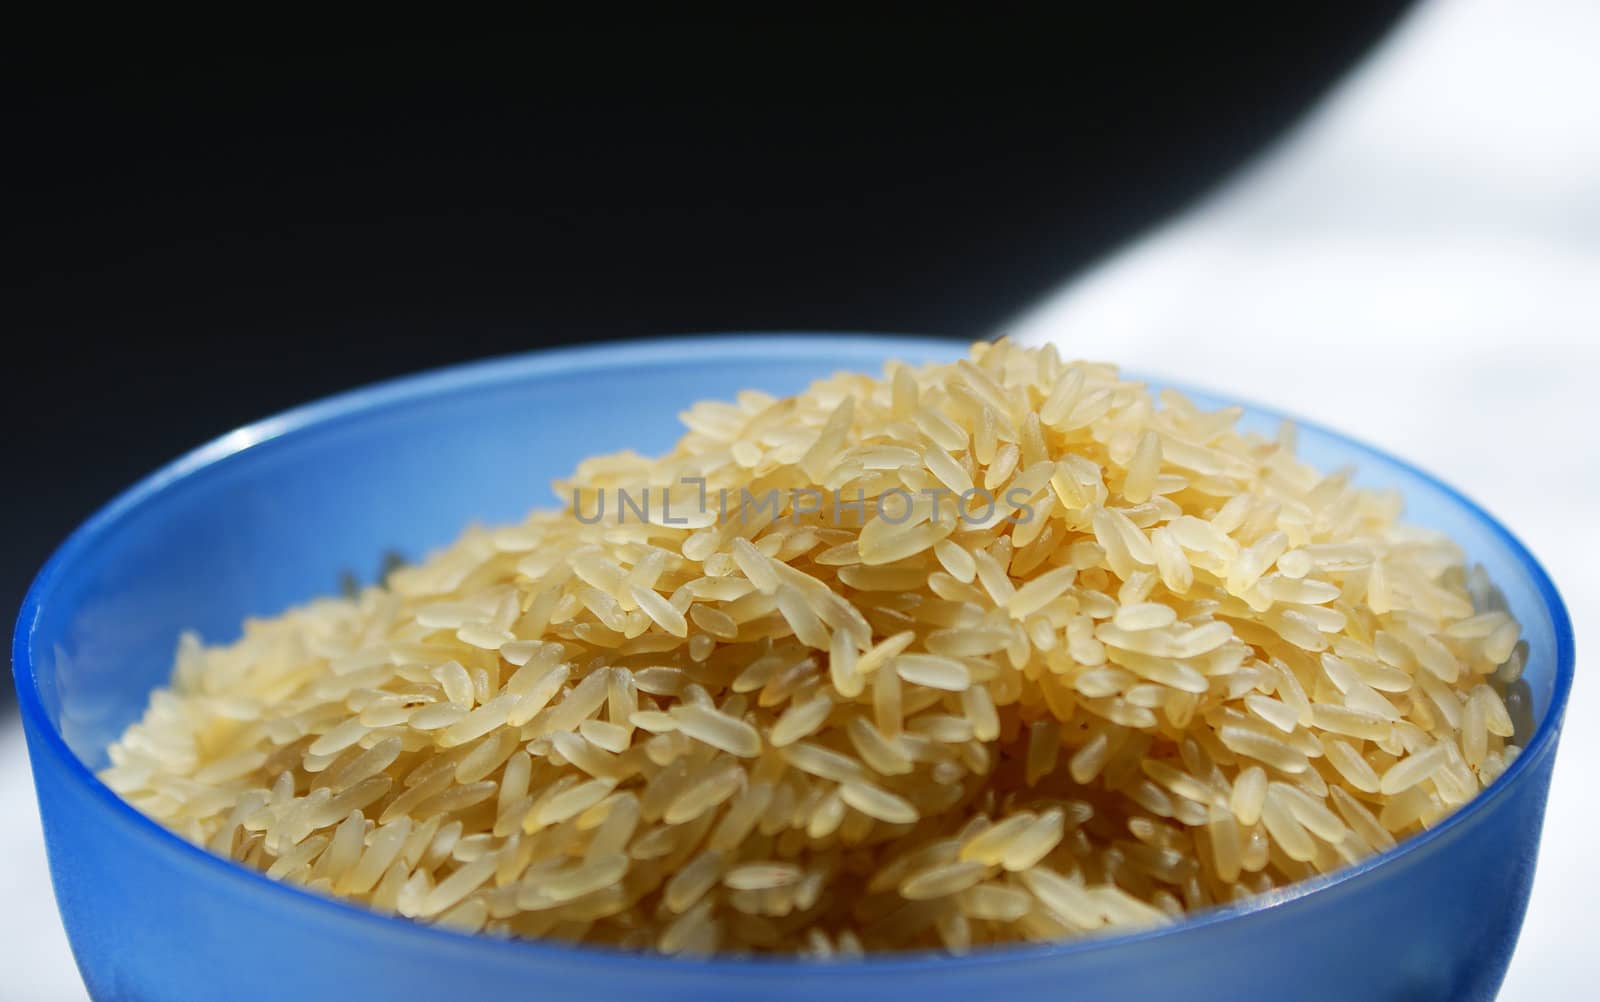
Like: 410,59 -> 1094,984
12,336 -> 1573,1002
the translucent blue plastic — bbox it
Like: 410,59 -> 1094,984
13,336 -> 1573,1001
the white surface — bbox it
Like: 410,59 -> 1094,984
1009,0 -> 1598,998
4,2 -> 1593,999
0,721 -> 83,1001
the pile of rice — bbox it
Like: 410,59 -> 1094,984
102,340 -> 1525,956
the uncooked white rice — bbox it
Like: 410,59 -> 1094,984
102,340 -> 1526,957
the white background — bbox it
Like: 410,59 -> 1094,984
4,0 -> 1595,997
1010,1 -> 1597,998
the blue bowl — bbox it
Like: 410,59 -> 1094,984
12,335 -> 1574,1001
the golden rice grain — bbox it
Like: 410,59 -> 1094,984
103,340 -> 1523,958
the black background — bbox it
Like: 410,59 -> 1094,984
4,8 -> 1412,639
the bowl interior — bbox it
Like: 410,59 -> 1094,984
22,338 -> 969,765
14,333 -> 1571,903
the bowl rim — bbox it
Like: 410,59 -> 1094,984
11,333 -> 1576,976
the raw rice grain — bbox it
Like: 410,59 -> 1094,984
103,340 -> 1525,957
